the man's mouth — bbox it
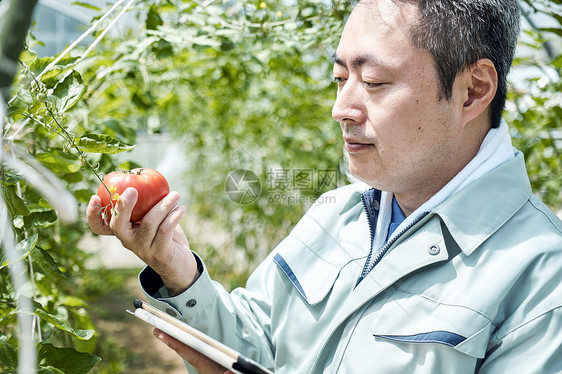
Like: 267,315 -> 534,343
344,137 -> 373,153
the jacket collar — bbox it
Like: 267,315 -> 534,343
338,182 -> 371,215
338,152 -> 532,257
433,152 -> 532,256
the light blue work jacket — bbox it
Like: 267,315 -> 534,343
141,152 -> 562,373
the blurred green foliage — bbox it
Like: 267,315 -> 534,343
508,0 -> 562,208
79,0 -> 353,280
0,0 -> 560,372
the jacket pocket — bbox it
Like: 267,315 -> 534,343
273,235 -> 343,306
371,290 -> 494,359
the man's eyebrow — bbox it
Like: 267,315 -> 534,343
332,53 -> 393,70
332,53 -> 346,67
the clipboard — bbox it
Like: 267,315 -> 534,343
128,298 -> 274,374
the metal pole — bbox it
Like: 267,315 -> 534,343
0,0 -> 39,102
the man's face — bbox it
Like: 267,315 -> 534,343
332,0 -> 467,197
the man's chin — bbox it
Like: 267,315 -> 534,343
349,168 -> 377,188
349,167 -> 393,191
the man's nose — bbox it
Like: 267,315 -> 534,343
332,80 -> 365,125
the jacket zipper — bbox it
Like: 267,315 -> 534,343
369,211 -> 430,271
361,192 -> 376,257
358,191 -> 429,284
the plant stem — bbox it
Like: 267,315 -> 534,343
17,60 -> 115,208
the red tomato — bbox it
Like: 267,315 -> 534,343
97,168 -> 170,222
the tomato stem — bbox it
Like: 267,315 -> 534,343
17,59 -> 116,211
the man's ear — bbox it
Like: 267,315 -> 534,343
461,58 -> 497,125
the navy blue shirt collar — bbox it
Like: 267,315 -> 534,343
387,195 -> 406,240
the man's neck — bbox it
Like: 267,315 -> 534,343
395,124 -> 490,216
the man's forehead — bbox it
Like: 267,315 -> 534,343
332,52 -> 397,72
334,0 -> 418,68
356,0 -> 415,9
350,0 -> 419,26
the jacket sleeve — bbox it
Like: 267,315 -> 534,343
479,307 -> 562,373
139,251 -> 277,370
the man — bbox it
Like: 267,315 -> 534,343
87,0 -> 562,372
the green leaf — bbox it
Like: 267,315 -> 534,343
188,35 -> 221,48
71,1 -> 101,11
0,335 -> 17,369
35,308 -> 95,341
38,343 -> 101,374
73,189 -> 95,203
20,48 -> 38,65
553,55 -> 562,69
16,89 -> 33,106
153,39 -> 174,59
30,56 -> 80,82
100,118 -> 137,143
23,210 -> 58,228
74,133 -> 135,154
118,160 -> 143,170
36,150 -> 82,174
36,366 -> 66,374
5,104 -> 25,120
539,27 -> 562,37
131,91 -> 151,109
147,5 -> 163,30
2,184 -> 31,217
0,166 -> 24,186
58,296 -> 88,308
30,247 -> 67,280
0,234 -> 37,270
0,309 -> 17,325
52,70 -> 86,113
61,171 -> 83,183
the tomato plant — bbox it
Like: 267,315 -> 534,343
98,168 -> 169,222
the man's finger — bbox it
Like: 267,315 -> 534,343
109,187 -> 137,235
153,329 -> 229,374
150,203 -> 186,251
135,191 -> 181,248
142,191 -> 181,224
86,195 -> 113,236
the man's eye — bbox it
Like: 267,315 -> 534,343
333,77 -> 346,84
364,81 -> 384,88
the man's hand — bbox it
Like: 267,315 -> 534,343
153,329 -> 235,374
86,187 -> 199,295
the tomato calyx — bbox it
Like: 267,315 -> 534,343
112,168 -> 145,176
97,184 -> 121,220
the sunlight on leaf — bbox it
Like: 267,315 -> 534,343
74,133 -> 135,154
52,70 -> 86,113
